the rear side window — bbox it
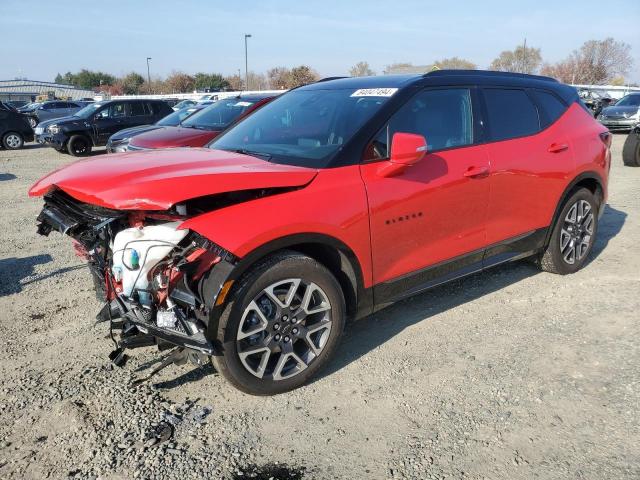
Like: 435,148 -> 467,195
483,88 -> 539,141
530,90 -> 567,129
129,102 -> 149,116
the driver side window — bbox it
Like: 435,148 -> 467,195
365,88 -> 473,160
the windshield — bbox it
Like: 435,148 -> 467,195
209,89 -> 393,167
74,102 -> 105,118
156,108 -> 197,126
182,98 -> 260,130
615,95 -> 640,107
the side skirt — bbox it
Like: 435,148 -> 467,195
372,227 -> 548,308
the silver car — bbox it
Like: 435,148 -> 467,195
25,101 -> 89,128
598,93 -> 640,132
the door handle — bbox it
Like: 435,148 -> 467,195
548,143 -> 569,153
463,165 -> 489,178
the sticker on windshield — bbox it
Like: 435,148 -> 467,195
351,88 -> 398,97
234,101 -> 252,107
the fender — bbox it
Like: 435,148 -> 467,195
179,166 -> 375,322
544,170 -> 605,246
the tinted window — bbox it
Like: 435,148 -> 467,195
96,103 -> 126,119
129,102 -> 149,116
366,88 -> 473,160
531,90 -> 567,129
183,98 -> 261,130
483,88 -> 539,141
616,94 -> 640,107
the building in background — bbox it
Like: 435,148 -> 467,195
0,79 -> 95,102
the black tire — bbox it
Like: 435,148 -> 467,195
622,131 -> 640,167
211,251 -> 346,395
67,135 -> 92,157
539,188 -> 599,275
2,132 -> 24,150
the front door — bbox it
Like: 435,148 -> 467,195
93,102 -> 127,145
360,87 -> 491,303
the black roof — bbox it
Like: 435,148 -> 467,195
300,69 -> 577,104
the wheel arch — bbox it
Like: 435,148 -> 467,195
227,233 -> 369,321
544,171 -> 605,246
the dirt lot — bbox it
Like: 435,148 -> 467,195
0,136 -> 638,480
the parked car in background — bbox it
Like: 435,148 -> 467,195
24,100 -> 87,128
106,105 -> 205,153
198,93 -> 219,102
38,99 -> 173,156
125,94 -> 278,151
598,93 -> 640,132
172,99 -> 197,111
0,101 -> 18,112
0,106 -> 33,149
622,122 -> 640,166
578,88 -> 615,117
30,71 -> 611,394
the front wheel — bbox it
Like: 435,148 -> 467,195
539,188 -> 599,275
211,251 -> 345,395
67,134 -> 92,157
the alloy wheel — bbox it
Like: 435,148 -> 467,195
236,278 -> 333,381
560,199 -> 594,264
5,134 -> 21,149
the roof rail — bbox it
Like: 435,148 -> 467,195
424,69 -> 558,83
316,76 -> 349,83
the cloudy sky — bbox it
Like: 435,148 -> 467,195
1,0 -> 638,82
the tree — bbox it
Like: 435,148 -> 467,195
490,45 -> 542,74
120,72 -> 145,95
72,69 -> 116,89
225,74 -> 243,91
193,72 -> 230,92
165,71 -> 195,93
383,63 -> 430,74
433,57 -> 477,70
288,66 -> 320,88
267,67 -> 291,89
541,38 -> 632,85
246,71 -> 269,90
350,61 -> 375,77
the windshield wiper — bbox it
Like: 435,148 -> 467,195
230,148 -> 272,160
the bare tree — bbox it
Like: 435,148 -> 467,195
349,61 -> 375,77
383,63 -> 430,74
288,66 -> 320,87
165,71 -> 195,93
490,45 -> 542,74
267,67 -> 291,89
225,74 -> 243,91
246,71 -> 269,90
433,57 -> 477,70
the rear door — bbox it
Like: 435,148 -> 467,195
360,87 -> 491,301
480,87 -> 574,264
126,101 -> 155,128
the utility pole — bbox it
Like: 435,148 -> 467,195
244,34 -> 252,91
146,57 -> 152,93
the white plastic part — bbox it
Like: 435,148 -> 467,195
111,222 -> 188,298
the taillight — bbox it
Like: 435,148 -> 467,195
599,131 -> 612,149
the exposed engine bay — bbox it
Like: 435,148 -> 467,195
35,189 -> 239,372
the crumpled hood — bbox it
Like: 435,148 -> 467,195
29,148 -> 318,210
129,126 -> 220,149
601,105 -> 639,117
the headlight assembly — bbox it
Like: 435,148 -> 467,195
47,124 -> 60,134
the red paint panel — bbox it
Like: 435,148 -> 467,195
129,126 -> 219,149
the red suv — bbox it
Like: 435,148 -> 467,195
30,71 -> 611,395
124,94 -> 277,151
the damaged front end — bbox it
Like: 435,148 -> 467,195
36,189 -> 236,368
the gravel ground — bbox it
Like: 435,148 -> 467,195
0,137 -> 638,480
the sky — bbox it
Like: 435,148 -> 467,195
1,0 -> 639,83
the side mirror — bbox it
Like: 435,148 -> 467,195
378,132 -> 427,177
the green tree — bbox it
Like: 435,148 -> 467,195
120,72 -> 145,94
193,72 -> 230,91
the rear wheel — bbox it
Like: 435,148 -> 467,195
539,188 -> 599,275
2,132 -> 24,150
211,251 -> 345,395
67,135 -> 92,157
622,131 -> 640,167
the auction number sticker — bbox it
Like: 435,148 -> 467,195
351,88 -> 398,97
234,101 -> 252,107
